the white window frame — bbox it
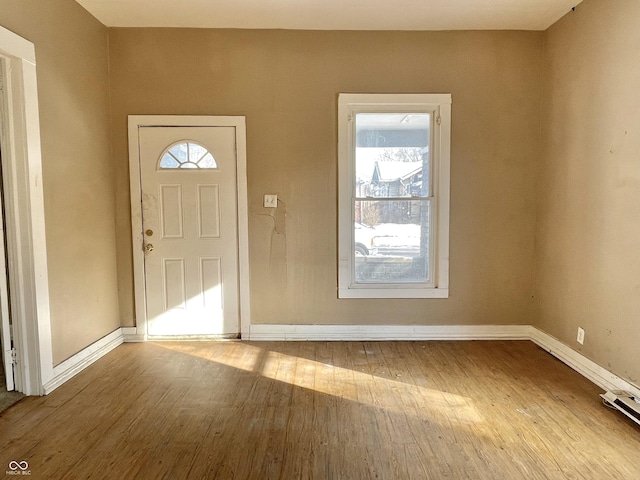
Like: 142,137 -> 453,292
338,93 -> 451,299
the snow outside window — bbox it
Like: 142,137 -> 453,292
338,94 -> 451,298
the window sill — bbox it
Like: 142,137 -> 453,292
338,287 -> 449,299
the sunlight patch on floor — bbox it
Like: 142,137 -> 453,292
155,341 -> 485,427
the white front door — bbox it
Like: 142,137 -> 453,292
138,126 -> 240,337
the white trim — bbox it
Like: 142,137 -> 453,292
235,121 -> 252,337
122,326 -> 144,342
338,287 -> 449,299
248,323 -> 640,397
36,323 -> 640,401
0,152 -> 13,389
0,28 -> 34,63
436,101 -> 451,291
530,328 -> 640,399
127,115 -> 251,339
0,26 -> 52,396
128,119 -> 147,338
248,324 -> 532,341
42,328 -> 124,395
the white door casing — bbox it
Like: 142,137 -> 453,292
0,71 -> 11,389
0,194 -> 14,390
0,26 -> 53,395
129,116 -> 251,339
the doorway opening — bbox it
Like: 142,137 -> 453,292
0,57 -> 14,392
0,25 -> 54,395
0,62 -> 23,409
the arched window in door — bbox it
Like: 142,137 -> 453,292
158,141 -> 217,169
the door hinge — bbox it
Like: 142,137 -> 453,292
436,115 -> 442,125
10,348 -> 17,365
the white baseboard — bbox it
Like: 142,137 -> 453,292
247,324 -> 532,341
39,324 -> 640,402
42,328 -> 124,395
122,326 -> 145,342
247,323 -> 639,397
530,328 -> 640,398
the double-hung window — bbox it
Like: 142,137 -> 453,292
338,94 -> 451,298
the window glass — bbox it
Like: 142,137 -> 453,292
355,113 -> 430,199
354,200 -> 430,283
354,113 -> 431,284
159,142 -> 218,170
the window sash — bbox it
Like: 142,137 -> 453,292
338,93 -> 451,299
351,198 -> 435,287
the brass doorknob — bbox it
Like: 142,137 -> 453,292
144,243 -> 154,252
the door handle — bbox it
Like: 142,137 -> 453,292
144,243 -> 154,253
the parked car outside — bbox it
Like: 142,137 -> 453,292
371,223 -> 421,257
354,223 -> 378,256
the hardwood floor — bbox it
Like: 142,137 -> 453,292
1,341 -> 639,479
0,362 -> 23,413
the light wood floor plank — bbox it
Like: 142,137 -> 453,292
0,341 -> 639,479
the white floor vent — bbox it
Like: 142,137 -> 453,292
601,391 -> 640,427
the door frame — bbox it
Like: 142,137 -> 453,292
0,175 -> 14,391
128,115 -> 251,339
0,26 -> 54,395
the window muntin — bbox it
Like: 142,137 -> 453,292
159,141 -> 217,169
338,94 -> 451,299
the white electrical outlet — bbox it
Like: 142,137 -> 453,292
577,327 -> 585,345
263,194 -> 278,208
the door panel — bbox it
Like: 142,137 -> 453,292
163,258 -> 186,310
201,257 -> 223,309
160,185 -> 184,238
139,126 -> 239,336
197,185 -> 220,238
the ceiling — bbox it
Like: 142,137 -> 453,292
76,0 -> 582,31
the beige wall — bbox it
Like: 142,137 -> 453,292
109,29 -> 542,327
0,0 -> 120,364
536,0 -> 640,385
